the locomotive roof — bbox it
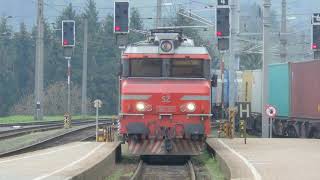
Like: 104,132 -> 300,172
124,30 -> 210,56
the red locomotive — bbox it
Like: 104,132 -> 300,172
119,29 -> 213,155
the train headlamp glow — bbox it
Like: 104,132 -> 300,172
136,102 -> 146,112
186,103 -> 196,112
160,40 -> 173,52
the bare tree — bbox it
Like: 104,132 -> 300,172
10,81 -> 92,116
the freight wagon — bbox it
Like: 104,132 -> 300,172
211,70 -> 244,119
243,70 -> 262,134
213,62 -> 320,139
211,69 -> 263,134
269,61 -> 320,138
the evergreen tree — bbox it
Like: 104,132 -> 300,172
128,8 -> 145,43
0,17 -> 16,115
13,22 -> 35,96
0,4 -> 146,116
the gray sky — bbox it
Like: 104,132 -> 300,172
0,0 -> 320,30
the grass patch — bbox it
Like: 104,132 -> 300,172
0,115 -> 114,124
192,151 -> 225,180
106,170 -> 123,180
105,153 -> 139,180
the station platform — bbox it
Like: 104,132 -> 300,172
0,141 -> 121,180
207,138 -> 320,180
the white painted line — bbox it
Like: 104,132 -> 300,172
33,143 -> 105,180
217,139 -> 262,180
0,142 -> 90,164
251,162 -> 271,165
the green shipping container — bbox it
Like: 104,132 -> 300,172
268,63 -> 290,117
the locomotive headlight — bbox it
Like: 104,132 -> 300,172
136,102 -> 146,112
160,40 -> 173,52
186,103 -> 196,112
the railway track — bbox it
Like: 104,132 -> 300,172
0,122 -> 112,158
130,159 -> 196,180
0,118 -> 112,127
0,118 -> 112,140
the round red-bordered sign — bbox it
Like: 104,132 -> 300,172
265,105 -> 277,117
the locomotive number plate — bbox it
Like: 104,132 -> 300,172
157,106 -> 176,113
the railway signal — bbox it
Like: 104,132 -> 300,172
114,1 -> 129,34
62,20 -> 75,124
312,24 -> 320,50
312,13 -> 320,50
62,20 -> 75,47
94,99 -> 103,142
218,38 -> 229,51
216,7 -> 230,38
216,1 -> 230,51
217,0 -> 229,6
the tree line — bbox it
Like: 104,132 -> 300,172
0,0 -> 213,116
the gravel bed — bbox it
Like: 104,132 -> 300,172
0,125 -> 92,153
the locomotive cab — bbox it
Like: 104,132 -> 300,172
119,29 -> 212,155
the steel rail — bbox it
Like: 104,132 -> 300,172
188,160 -> 196,180
0,119 -> 112,140
0,118 -> 112,127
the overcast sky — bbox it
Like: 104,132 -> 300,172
0,0 -> 320,30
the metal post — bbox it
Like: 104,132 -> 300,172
96,107 -> 99,141
302,33 -> 306,59
220,54 -> 225,120
229,0 -> 239,135
262,0 -> 272,138
156,0 -> 162,28
314,51 -> 320,60
66,57 -> 71,115
34,0 -> 44,120
269,118 -> 273,138
280,0 -> 287,62
81,19 -> 88,118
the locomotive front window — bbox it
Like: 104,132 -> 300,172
130,59 -> 162,77
170,59 -> 203,78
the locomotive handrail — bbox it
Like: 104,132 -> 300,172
187,114 -> 213,117
119,113 -> 144,117
187,114 -> 213,121
126,77 -> 207,80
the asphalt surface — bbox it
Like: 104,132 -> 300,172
0,142 -> 119,180
207,138 -> 320,180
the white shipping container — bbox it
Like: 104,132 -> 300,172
212,70 -> 222,104
251,70 -> 262,113
235,71 -> 243,102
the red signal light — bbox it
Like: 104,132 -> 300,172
216,31 -> 222,37
312,43 -> 318,49
115,26 -> 121,31
63,39 -> 69,45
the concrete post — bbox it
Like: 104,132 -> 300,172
262,0 -> 272,138
280,0 -> 287,62
34,0 -> 44,120
81,19 -> 88,118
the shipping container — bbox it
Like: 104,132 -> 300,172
251,70 -> 262,113
291,61 -> 320,119
268,63 -> 290,117
212,70 -> 229,105
235,71 -> 243,102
